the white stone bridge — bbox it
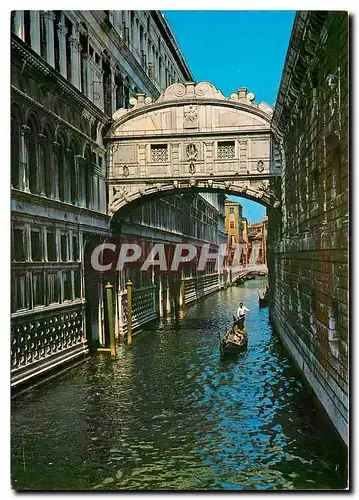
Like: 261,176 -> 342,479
230,264 -> 268,284
105,81 -> 282,221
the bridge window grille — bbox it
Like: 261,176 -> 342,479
217,141 -> 235,159
151,144 -> 168,162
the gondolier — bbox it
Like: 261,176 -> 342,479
236,302 -> 249,330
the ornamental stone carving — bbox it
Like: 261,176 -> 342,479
186,143 -> 198,161
184,105 -> 198,128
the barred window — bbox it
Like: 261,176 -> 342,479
13,228 -> 25,261
217,141 -> 235,159
33,272 -> 44,306
47,272 -> 60,304
61,234 -> 68,262
63,271 -> 72,301
47,232 -> 56,261
31,230 -> 42,262
151,144 -> 168,162
15,273 -> 27,311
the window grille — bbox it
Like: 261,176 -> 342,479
217,141 -> 235,159
47,232 -> 56,261
31,230 -> 42,261
151,144 -> 168,162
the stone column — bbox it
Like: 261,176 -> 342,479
20,125 -> 30,192
98,177 -> 106,213
92,174 -> 99,211
13,11 -> 24,40
70,28 -> 82,90
165,276 -> 172,315
65,149 -> 73,203
57,22 -> 68,79
43,11 -> 55,67
87,162 -> 93,210
81,53 -> 91,98
158,275 -> 163,317
73,152 -> 79,206
37,133 -> 46,196
30,11 -> 41,54
52,142 -> 60,200
75,155 -> 85,207
110,64 -> 117,113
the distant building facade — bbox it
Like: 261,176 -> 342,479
11,10 -> 225,387
270,11 -> 348,444
247,217 -> 268,265
225,199 -> 243,265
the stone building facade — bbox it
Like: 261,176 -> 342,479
11,10 -> 225,387
269,11 -> 348,444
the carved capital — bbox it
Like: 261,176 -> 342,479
20,125 -> 30,136
69,36 -> 82,51
42,11 -> 56,23
57,23 -> 68,36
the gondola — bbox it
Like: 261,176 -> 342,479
258,287 -> 268,307
220,317 -> 248,356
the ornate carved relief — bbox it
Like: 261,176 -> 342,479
183,105 -> 198,129
186,143 -> 198,161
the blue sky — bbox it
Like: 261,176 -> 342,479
163,10 -> 295,223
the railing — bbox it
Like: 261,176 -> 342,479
119,285 -> 156,336
11,303 -> 85,372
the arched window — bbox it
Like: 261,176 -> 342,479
27,115 -> 39,194
11,104 -> 21,189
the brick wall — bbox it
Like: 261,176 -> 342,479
269,11 -> 348,444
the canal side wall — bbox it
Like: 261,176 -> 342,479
269,11 -> 348,445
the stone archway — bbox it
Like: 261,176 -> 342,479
105,81 -> 281,217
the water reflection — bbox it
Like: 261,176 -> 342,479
11,278 -> 347,490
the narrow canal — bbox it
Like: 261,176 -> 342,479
11,278 -> 347,490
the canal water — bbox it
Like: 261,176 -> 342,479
11,278 -> 347,490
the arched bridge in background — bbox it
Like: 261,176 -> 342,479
105,81 -> 282,223
230,264 -> 268,284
